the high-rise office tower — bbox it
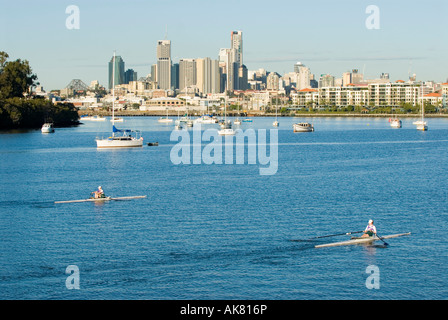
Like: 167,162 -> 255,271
108,55 -> 125,89
179,59 -> 196,92
157,40 -> 172,90
171,63 -> 179,90
231,31 -> 243,65
196,58 -> 221,94
124,69 -> 137,84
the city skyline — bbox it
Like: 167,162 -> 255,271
1,0 -> 447,90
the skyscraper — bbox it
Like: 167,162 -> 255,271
124,69 -> 137,84
231,31 -> 243,65
196,58 -> 221,95
108,55 -> 125,89
179,59 -> 196,92
157,40 -> 172,90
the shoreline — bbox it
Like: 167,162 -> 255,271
77,110 -> 448,118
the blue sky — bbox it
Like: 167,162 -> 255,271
1,0 -> 446,90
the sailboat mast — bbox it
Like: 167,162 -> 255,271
112,51 -> 116,136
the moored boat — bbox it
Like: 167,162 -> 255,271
96,52 -> 143,148
293,122 -> 314,132
41,122 -> 55,133
389,118 -> 402,128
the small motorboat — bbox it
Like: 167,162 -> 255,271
41,123 -> 55,133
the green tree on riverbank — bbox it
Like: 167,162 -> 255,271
0,51 -> 79,129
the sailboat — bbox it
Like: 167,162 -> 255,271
96,52 -> 143,148
218,96 -> 235,135
413,84 -> 428,131
273,96 -> 279,127
158,108 -> 173,123
234,96 -> 242,125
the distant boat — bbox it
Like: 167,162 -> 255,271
389,117 -> 402,128
218,97 -> 235,136
273,96 -> 279,127
158,108 -> 173,123
234,97 -> 242,125
111,117 -> 123,122
195,114 -> 218,124
293,122 -> 314,132
414,88 -> 428,131
96,51 -> 143,148
242,118 -> 253,122
81,115 -> 106,121
41,122 -> 54,133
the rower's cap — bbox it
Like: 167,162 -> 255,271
369,219 -> 373,224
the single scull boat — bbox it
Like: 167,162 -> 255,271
314,232 -> 411,248
55,195 -> 147,204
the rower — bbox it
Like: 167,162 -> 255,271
92,186 -> 105,199
361,219 -> 377,238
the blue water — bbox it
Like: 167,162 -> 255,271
0,116 -> 447,300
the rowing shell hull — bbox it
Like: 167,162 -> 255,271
55,196 -> 146,204
315,232 -> 411,248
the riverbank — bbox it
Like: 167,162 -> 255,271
77,109 -> 448,118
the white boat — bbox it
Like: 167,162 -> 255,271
414,84 -> 428,131
41,123 -> 54,133
111,117 -> 123,122
315,232 -> 411,248
218,97 -> 235,136
293,122 -> 314,132
273,96 -> 280,127
195,115 -> 218,124
414,120 -> 428,131
242,118 -> 253,122
234,97 -> 242,125
81,115 -> 106,121
158,117 -> 173,123
158,108 -> 173,123
96,52 -> 143,148
389,118 -> 402,128
174,123 -> 184,130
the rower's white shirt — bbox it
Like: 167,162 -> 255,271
365,224 -> 377,233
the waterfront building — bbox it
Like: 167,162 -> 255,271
368,82 -> 420,107
422,92 -> 442,107
291,88 -> 319,108
157,40 -> 172,90
318,85 -> 369,107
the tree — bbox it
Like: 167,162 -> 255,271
0,53 -> 38,99
0,51 -> 9,70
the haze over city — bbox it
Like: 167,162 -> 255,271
1,0 -> 447,90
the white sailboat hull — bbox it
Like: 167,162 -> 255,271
218,128 -> 235,135
158,118 -> 173,123
96,137 -> 143,148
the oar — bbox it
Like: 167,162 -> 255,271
375,233 -> 389,246
290,230 -> 364,242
